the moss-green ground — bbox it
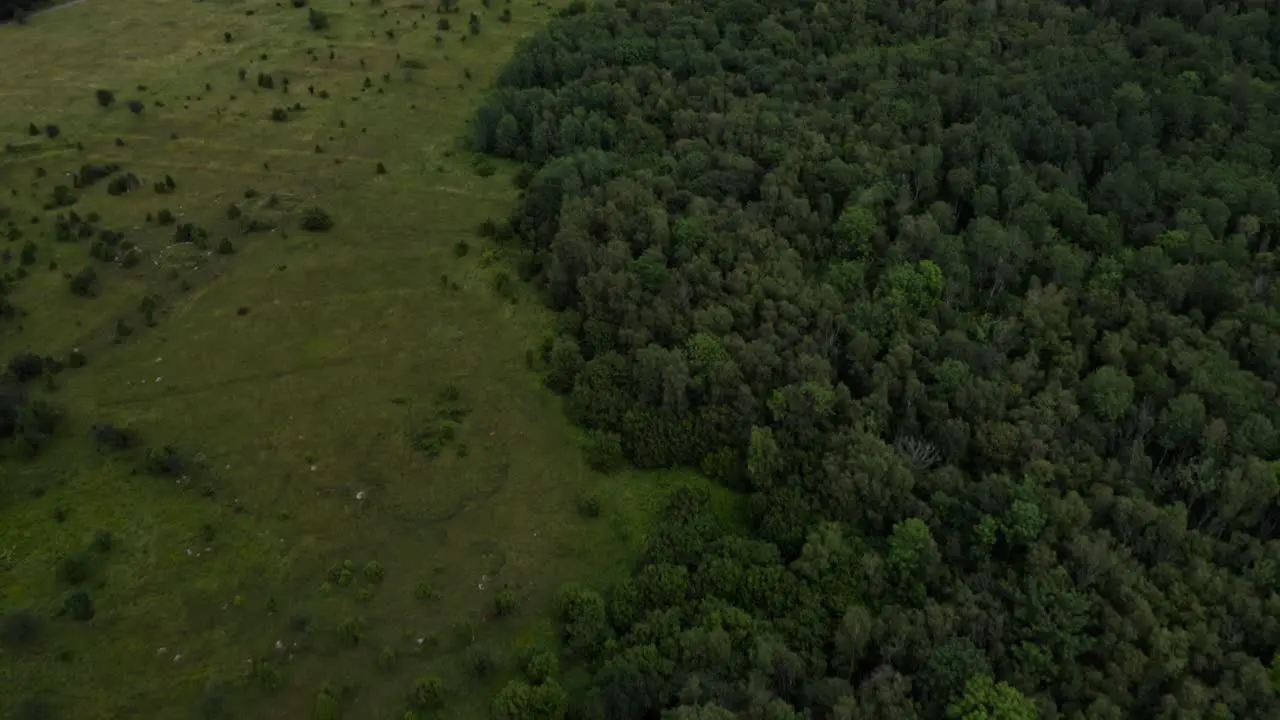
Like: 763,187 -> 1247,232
0,1 -> 735,718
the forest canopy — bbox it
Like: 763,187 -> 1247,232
475,0 -> 1280,718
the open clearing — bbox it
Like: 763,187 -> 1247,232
0,1 -> 726,718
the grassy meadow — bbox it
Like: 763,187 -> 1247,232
0,1 -> 734,718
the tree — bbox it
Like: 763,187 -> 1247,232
947,675 -> 1037,720
491,680 -> 568,720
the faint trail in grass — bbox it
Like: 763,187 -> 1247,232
95,350 -> 390,408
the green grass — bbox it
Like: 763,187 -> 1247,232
0,2 -> 735,718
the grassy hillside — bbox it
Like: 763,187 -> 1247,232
0,1 -> 731,718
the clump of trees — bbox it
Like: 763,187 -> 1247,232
472,0 -> 1280,717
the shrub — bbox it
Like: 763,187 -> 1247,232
338,616 -> 363,646
127,100 -> 144,114
157,209 -> 176,225
270,107 -> 288,122
467,645 -> 497,678
68,266 -> 99,296
414,580 -> 436,600
78,162 -> 121,186
62,591 -> 94,621
313,688 -> 340,720
67,348 -> 87,368
93,423 -> 138,450
362,560 -> 385,583
493,588 -> 518,617
1,610 -> 39,648
375,646 -> 397,671
308,8 -> 329,30
217,238 -> 235,255
27,123 -> 39,136
291,0 -> 307,5
499,8 -> 510,22
453,240 -> 469,257
95,89 -> 115,107
8,352 -> 44,382
520,647 -> 558,684
59,553 -> 91,584
144,445 -> 186,477
44,125 -> 60,139
409,676 -> 445,710
436,17 -> 449,30
92,530 -> 114,552
106,173 -> 141,195
300,207 -> 334,232
19,241 -> 36,266
375,161 -> 387,174
120,248 -> 142,268
575,492 -> 601,518
583,430 -> 624,472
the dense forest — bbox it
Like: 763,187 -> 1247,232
473,0 -> 1280,717
0,0 -> 38,22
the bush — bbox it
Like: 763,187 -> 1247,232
436,17 -> 449,30
95,89 -> 115,107
68,266 -> 99,296
308,8 -> 329,30
583,430 -> 624,472
300,207 -> 334,232
270,107 -> 289,122
313,688 -> 340,720
127,100 -> 144,114
217,238 -> 235,255
44,124 -> 60,139
491,680 -> 568,720
363,560 -> 386,583
144,445 -> 186,477
493,588 -> 518,617
59,553 -> 91,585
67,348 -> 87,368
1,610 -> 39,648
8,352 -> 44,382
106,172 -> 141,195
226,204 -> 242,220
575,492 -> 601,518
409,676 -> 445,710
92,530 -> 114,552
62,591 -> 94,621
93,423 -> 138,450
467,645 -> 497,678
27,122 -> 39,136
453,240 -> 470,257
338,616 -> 363,645
157,208 -> 176,225
375,161 -> 387,174
520,647 -> 558,684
